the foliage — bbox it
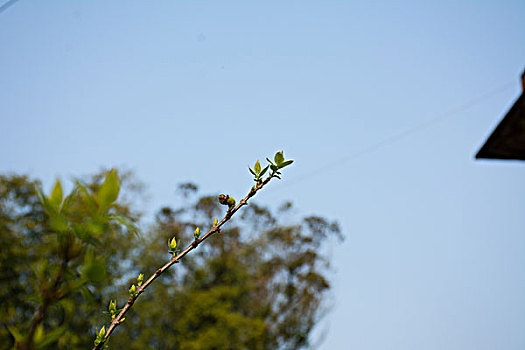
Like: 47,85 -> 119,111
0,171 -> 140,349
0,152 -> 342,349
107,187 -> 341,349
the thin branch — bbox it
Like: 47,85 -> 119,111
93,176 -> 273,349
21,256 -> 69,350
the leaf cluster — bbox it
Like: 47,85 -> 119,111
249,151 -> 293,182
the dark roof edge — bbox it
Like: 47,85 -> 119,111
475,93 -> 524,160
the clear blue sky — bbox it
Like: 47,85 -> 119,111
1,1 -> 524,349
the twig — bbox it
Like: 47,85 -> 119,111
92,176 -> 272,349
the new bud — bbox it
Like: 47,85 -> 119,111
168,237 -> 178,251
137,273 -> 144,286
108,300 -> 116,314
194,227 -> 201,240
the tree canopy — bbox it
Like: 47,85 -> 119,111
0,170 -> 341,349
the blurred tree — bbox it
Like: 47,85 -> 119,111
109,184 -> 342,349
1,174 -> 341,349
0,171 -> 140,349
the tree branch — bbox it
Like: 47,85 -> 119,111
20,256 -> 69,350
92,176 -> 273,349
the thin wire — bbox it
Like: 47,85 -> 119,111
273,80 -> 516,192
0,0 -> 20,15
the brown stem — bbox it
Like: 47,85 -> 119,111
92,176 -> 273,350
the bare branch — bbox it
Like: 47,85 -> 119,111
93,176 -> 272,349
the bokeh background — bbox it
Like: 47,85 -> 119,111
1,1 -> 524,349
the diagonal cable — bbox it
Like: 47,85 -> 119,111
273,80 -> 516,192
0,0 -> 20,15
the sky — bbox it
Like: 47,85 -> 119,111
1,1 -> 525,349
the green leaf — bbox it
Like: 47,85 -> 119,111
99,326 -> 106,338
107,214 -> 139,236
248,167 -> 256,176
50,179 -> 63,211
72,223 -> 102,246
82,260 -> 107,283
36,185 -> 57,215
254,160 -> 261,174
274,151 -> 284,165
61,187 -> 79,212
7,325 -> 25,343
266,157 -> 275,166
259,165 -> 269,177
109,300 -> 117,313
33,325 -> 45,344
36,324 -> 67,349
97,169 -> 120,211
278,160 -> 294,168
49,215 -> 69,232
94,326 -> 106,345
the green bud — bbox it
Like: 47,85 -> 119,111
108,300 -> 116,314
129,284 -> 136,297
194,227 -> 201,240
168,237 -> 178,251
137,273 -> 144,286
254,160 -> 262,174
213,218 -> 218,226
94,325 -> 106,345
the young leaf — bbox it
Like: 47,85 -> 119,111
248,167 -> 256,176
97,169 -> 120,211
278,160 -> 294,169
254,160 -> 261,174
274,151 -> 284,165
49,179 -> 63,211
108,300 -> 117,314
168,237 -> 178,251
94,326 -> 106,346
194,227 -> 201,240
259,165 -> 269,177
